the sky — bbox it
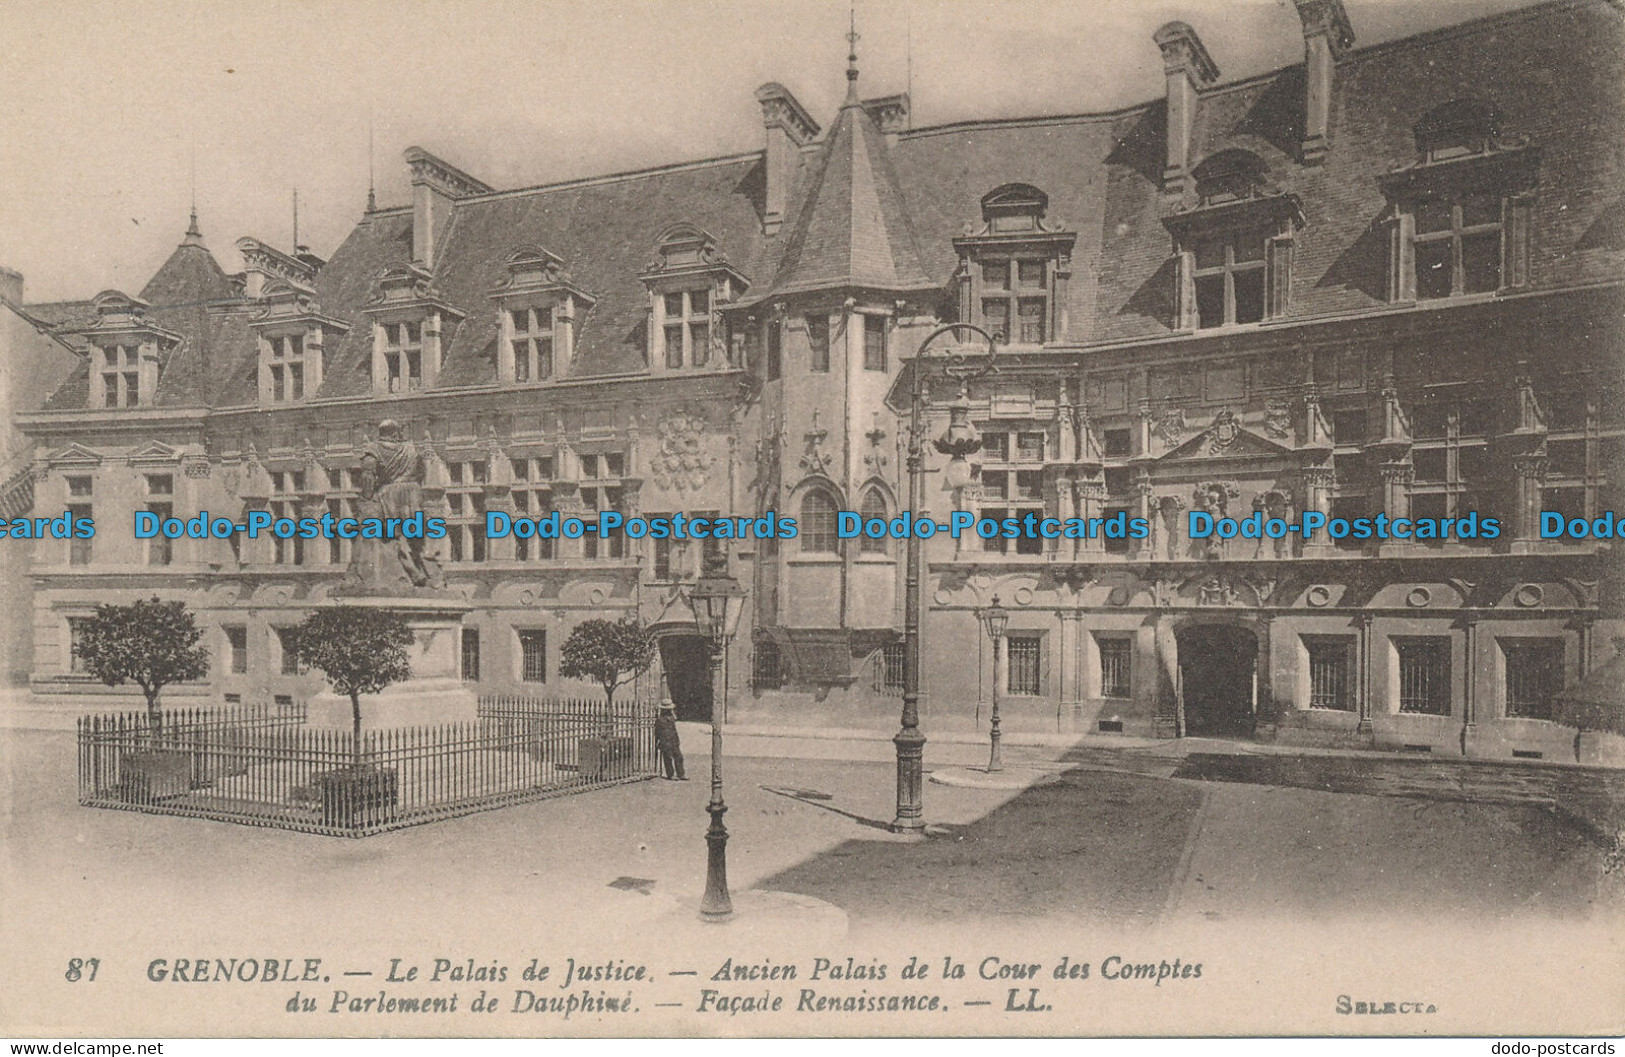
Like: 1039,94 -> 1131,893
0,0 -> 1541,304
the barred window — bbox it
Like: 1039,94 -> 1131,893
518,630 -> 547,683
1098,637 -> 1132,699
1007,635 -> 1042,696
875,641 -> 905,694
1503,639 -> 1563,720
1396,638 -> 1450,715
1305,637 -> 1353,711
753,640 -> 783,691
800,491 -> 839,554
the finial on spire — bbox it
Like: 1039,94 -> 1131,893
845,7 -> 860,101
183,205 -> 204,246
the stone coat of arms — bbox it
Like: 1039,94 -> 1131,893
651,408 -> 714,493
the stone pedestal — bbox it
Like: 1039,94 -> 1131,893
306,598 -> 479,731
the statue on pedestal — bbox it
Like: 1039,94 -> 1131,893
342,420 -> 446,593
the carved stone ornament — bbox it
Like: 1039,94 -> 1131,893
1197,577 -> 1236,607
650,407 -> 714,493
1153,408 -> 1187,448
1207,410 -> 1241,455
1265,399 -> 1293,440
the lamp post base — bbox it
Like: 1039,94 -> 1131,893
892,727 -> 927,836
700,802 -> 733,918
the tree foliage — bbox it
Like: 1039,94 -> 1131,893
286,606 -> 414,744
75,597 -> 210,718
559,617 -> 657,704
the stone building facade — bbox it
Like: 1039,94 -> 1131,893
14,0 -> 1625,758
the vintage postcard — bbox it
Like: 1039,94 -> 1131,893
1,0 -> 1622,1041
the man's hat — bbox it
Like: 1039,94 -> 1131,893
658,701 -> 676,710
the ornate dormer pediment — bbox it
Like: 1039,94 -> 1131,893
249,279 -> 349,333
46,443 -> 104,469
1162,190 -> 1305,242
62,291 -> 182,346
366,263 -> 463,318
236,237 -> 319,296
638,224 -> 749,299
129,440 -> 182,465
491,246 -> 595,308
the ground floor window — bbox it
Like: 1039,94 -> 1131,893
1305,636 -> 1354,711
752,639 -> 783,691
1502,639 -> 1563,720
1395,637 -> 1450,715
67,617 -> 90,672
518,629 -> 547,683
461,628 -> 481,682
225,625 -> 248,674
1097,636 -> 1132,699
275,627 -> 299,675
1007,635 -> 1042,696
875,641 -> 905,694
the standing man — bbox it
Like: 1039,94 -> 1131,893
654,699 -> 687,780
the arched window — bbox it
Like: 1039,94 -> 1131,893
1191,149 -> 1268,205
858,488 -> 888,555
799,490 -> 839,554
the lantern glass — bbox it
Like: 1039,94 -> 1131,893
944,456 -> 975,490
982,597 -> 1010,640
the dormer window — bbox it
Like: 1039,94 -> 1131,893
250,281 -> 339,405
640,224 -> 746,374
509,307 -> 554,382
382,321 -> 424,393
65,291 -> 176,410
491,247 -> 592,385
954,184 -> 1076,347
1381,100 -> 1537,303
99,344 -> 143,407
365,264 -> 460,396
661,289 -> 712,369
1163,156 -> 1301,331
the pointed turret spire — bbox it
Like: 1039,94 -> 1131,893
845,9 -> 861,104
182,206 -> 205,247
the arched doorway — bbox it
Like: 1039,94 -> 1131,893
658,634 -> 713,722
1177,624 -> 1258,738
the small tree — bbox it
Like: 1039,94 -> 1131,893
75,597 -> 210,726
559,617 -> 657,707
286,606 -> 413,759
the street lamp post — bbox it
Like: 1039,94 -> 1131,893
893,323 -> 1002,835
685,552 -> 748,918
980,595 -> 1010,773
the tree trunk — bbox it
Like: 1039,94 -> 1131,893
145,687 -> 162,743
351,692 -> 363,769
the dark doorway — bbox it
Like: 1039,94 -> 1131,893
658,635 -> 713,722
1177,624 -> 1257,738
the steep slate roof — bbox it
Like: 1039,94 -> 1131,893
34,0 -> 1625,413
758,72 -> 933,299
140,212 -> 237,306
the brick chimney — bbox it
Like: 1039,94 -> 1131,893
1292,0 -> 1355,165
403,147 -> 493,271
755,83 -> 820,236
1153,22 -> 1220,193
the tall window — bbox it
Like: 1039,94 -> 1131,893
753,640 -> 784,691
460,628 -> 481,682
800,491 -> 839,554
980,259 -> 1048,344
1409,395 -> 1493,538
265,333 -> 309,402
276,628 -> 299,675
445,460 -> 488,563
862,315 -> 887,372
224,626 -> 248,674
68,617 -> 90,673
765,321 -> 783,381
269,471 -> 304,565
98,344 -> 142,407
1305,637 -> 1353,711
145,474 -> 173,566
1193,231 -> 1266,328
662,289 -> 711,368
510,456 -> 555,561
1097,636 -> 1132,699
858,489 -> 888,555
1007,635 -> 1042,696
67,475 -> 92,566
326,468 -> 357,565
807,314 -> 830,373
1503,639 -> 1563,720
1395,638 -> 1450,715
518,629 -> 547,683
381,321 -> 423,393
580,453 -> 626,559
509,307 -> 554,382
1413,194 -> 1501,299
875,641 -> 905,694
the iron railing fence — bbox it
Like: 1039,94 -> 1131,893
78,698 -> 655,837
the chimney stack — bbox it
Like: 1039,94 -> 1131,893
755,83 -> 821,236
1153,22 -> 1220,194
1292,0 -> 1355,166
0,266 -> 23,305
403,147 -> 493,271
